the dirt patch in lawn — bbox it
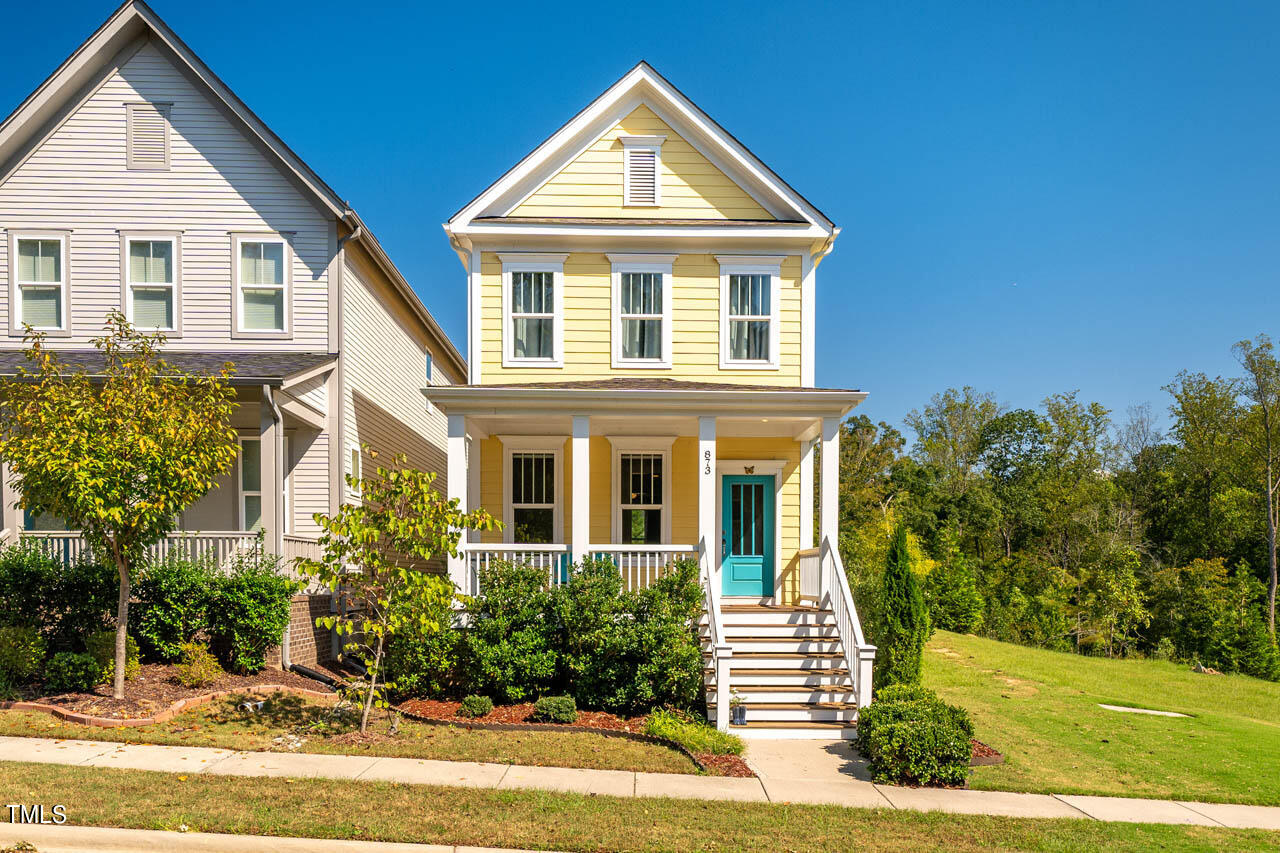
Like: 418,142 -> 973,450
16,664 -> 332,719
970,739 -> 1003,766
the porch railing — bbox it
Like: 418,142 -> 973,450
457,543 -> 573,596
586,543 -> 699,592
797,546 -> 821,603
820,535 -> 876,708
282,534 -> 324,565
19,530 -> 260,567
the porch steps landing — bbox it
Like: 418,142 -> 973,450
704,604 -> 858,739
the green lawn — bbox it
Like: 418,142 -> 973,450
3,762 -> 1277,852
925,631 -> 1280,805
0,693 -> 697,775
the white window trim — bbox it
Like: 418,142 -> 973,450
608,253 -> 675,369
621,134 -> 665,207
9,231 -> 71,337
346,442 -> 362,498
125,102 -> 171,171
609,436 -> 675,544
282,434 -> 293,536
499,435 -> 565,544
718,255 -> 783,370
714,458 -> 787,601
238,436 -> 262,531
120,232 -> 182,335
499,253 -> 566,368
231,232 -> 292,339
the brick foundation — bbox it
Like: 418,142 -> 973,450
266,593 -> 334,670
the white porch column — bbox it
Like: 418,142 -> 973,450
571,415 -> 590,563
819,416 -> 840,551
467,436 -> 482,543
799,438 -> 815,551
259,387 -> 284,555
698,416 -> 717,562
447,414 -> 468,593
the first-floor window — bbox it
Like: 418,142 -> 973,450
620,452 -> 663,544
127,238 -> 175,329
511,452 -> 555,543
240,437 -> 262,530
16,237 -> 65,330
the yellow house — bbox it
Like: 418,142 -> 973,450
434,63 -> 873,736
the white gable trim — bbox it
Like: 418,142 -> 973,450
447,63 -> 834,233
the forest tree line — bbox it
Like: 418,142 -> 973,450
837,334 -> 1280,681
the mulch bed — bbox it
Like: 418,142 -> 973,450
970,738 -> 1004,766
396,698 -> 754,777
15,664 -> 332,720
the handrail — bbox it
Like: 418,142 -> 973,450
457,542 -> 569,553
699,536 -> 733,731
821,535 -> 875,707
586,543 -> 699,553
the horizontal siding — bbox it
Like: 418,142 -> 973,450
0,40 -> 333,350
512,104 -> 773,220
480,252 -> 802,385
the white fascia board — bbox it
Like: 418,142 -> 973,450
425,387 -> 867,418
454,222 -> 831,241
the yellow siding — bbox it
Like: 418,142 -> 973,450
475,433 -> 803,604
512,105 -> 773,220
480,252 -> 801,385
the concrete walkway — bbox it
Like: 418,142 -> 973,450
3,735 -> 1280,831
0,823 -> 560,853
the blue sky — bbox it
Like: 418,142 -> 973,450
3,1 -> 1278,439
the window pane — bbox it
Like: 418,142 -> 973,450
621,272 -> 661,314
513,318 -> 552,359
512,271 -> 553,314
242,287 -> 284,331
513,507 -> 554,543
241,241 -> 284,286
621,453 -> 662,505
623,508 -> 662,544
132,286 -> 173,328
241,439 -> 261,491
130,240 -> 172,284
512,453 -> 554,504
243,495 -> 262,531
621,318 -> 661,360
729,319 -> 770,361
20,286 -> 61,328
729,274 -> 769,317
17,239 -> 60,283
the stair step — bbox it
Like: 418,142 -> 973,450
709,683 -> 855,693
731,720 -> 857,729
720,604 -> 831,614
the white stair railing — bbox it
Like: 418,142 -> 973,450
797,546 -> 821,603
698,536 -> 734,731
820,535 -> 876,709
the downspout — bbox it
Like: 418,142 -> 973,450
263,383 -> 291,671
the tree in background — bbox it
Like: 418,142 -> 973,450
1234,334 -> 1280,637
1083,548 -> 1149,658
299,452 -> 497,733
0,313 -> 237,699
875,524 -> 930,689
923,528 -> 983,633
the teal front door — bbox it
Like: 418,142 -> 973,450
721,475 -> 775,597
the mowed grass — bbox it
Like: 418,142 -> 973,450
0,693 -> 696,774
3,762 -> 1278,853
925,631 -> 1280,805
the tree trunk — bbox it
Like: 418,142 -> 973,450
360,632 -> 385,734
114,554 -> 130,700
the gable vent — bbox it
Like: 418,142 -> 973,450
622,135 -> 664,206
126,103 -> 171,170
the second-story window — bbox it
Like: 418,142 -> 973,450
609,254 -> 675,369
13,235 -> 68,332
500,254 -> 565,367
126,237 -> 177,330
234,235 -> 289,336
718,257 -> 782,370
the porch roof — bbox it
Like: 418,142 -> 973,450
425,377 -> 867,418
0,349 -> 336,385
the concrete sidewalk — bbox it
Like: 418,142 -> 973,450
3,735 -> 1280,831
0,823 -> 560,853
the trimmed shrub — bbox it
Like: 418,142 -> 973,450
385,589 -> 459,699
131,557 -> 215,662
458,694 -> 493,718
644,708 -> 744,756
531,695 -> 577,723
856,685 -> 973,787
876,524 -> 930,689
85,630 -> 140,682
175,641 -> 223,688
45,651 -> 103,694
461,560 -> 556,703
0,625 -> 46,683
207,552 -> 296,674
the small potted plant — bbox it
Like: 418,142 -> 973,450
729,688 -> 746,725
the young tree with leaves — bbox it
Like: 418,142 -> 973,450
1234,334 -> 1280,637
0,312 -> 237,699
299,452 -> 497,733
875,523 -> 930,688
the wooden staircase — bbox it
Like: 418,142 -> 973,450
704,603 -> 858,739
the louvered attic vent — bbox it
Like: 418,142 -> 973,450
126,103 -> 171,170
622,135 -> 664,206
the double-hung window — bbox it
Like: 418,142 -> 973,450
124,236 -> 178,331
511,452 -> 556,543
12,234 -> 69,333
610,254 -> 674,368
718,257 -> 783,369
610,437 -> 673,544
239,437 -> 262,531
234,235 -> 289,335
500,254 -> 565,367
